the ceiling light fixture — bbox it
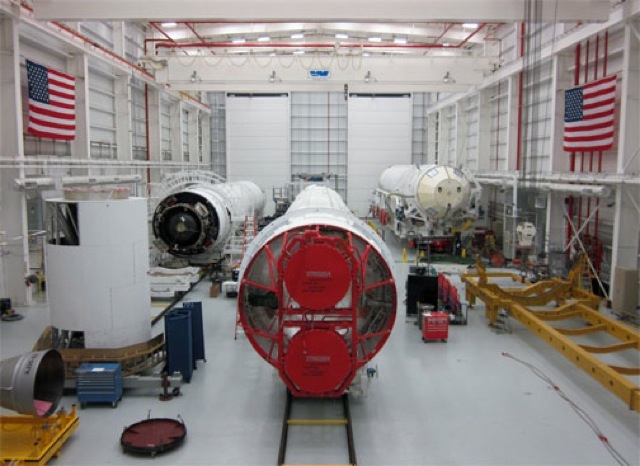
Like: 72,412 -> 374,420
364,71 -> 376,83
442,71 -> 456,83
190,70 -> 201,83
394,37 -> 407,44
335,33 -> 349,40
231,37 -> 246,44
257,36 -> 270,42
268,71 -> 281,83
368,36 -> 382,43
293,50 -> 305,55
462,23 -> 479,29
291,33 -> 304,39
160,22 -> 177,27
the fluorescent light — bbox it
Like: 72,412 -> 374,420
442,42 -> 451,47
462,23 -> 479,29
257,36 -> 270,42
335,33 -> 349,39
231,37 -> 246,44
293,50 -> 305,55
368,36 -> 382,43
160,22 -> 177,27
291,33 -> 304,39
394,37 -> 407,44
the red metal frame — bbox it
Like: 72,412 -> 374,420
238,225 -> 396,397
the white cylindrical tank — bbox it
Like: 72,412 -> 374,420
238,185 -> 397,397
378,165 -> 472,219
46,197 -> 151,349
153,180 -> 265,259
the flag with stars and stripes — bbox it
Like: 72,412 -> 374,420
26,60 -> 76,140
563,74 -> 616,152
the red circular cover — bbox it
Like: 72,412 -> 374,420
283,243 -> 350,310
283,329 -> 351,396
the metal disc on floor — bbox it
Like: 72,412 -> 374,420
120,416 -> 186,456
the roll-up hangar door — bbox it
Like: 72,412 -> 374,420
347,93 -> 412,217
226,93 -> 290,216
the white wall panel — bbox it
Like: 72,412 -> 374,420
226,94 -> 290,215
347,94 -> 412,216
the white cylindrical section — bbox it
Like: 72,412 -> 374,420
153,180 -> 265,258
46,198 -> 151,348
379,165 -> 472,218
210,180 -> 266,220
240,185 -> 393,279
287,184 -> 351,214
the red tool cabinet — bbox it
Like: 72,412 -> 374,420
422,312 -> 449,342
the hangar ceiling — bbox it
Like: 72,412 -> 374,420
23,0 -> 622,92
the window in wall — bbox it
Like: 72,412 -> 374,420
131,77 -> 147,161
198,111 -> 204,163
124,23 -> 145,63
88,61 -> 117,159
520,59 -> 553,175
412,93 -> 428,165
160,96 -> 172,161
182,108 -> 190,162
290,92 -> 348,199
488,79 -> 509,171
463,95 -> 480,172
208,92 -> 226,177
442,106 -> 457,166
79,22 -> 114,50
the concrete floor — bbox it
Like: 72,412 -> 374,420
1,235 -> 639,466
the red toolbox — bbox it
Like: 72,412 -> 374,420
422,311 -> 449,342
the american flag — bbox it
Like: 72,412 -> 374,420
26,60 -> 76,140
563,74 -> 616,152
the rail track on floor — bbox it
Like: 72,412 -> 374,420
278,390 -> 357,466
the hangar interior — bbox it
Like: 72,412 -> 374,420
0,1 -> 639,465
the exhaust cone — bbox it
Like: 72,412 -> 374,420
0,349 -> 65,417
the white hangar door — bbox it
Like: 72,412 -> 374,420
226,93 -> 290,216
347,94 -> 413,217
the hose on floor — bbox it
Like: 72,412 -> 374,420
501,352 -> 631,466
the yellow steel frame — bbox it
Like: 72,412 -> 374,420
461,255 -> 599,324
509,302 -> 640,412
0,406 -> 79,465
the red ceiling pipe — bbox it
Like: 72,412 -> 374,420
150,22 -> 176,42
144,84 -> 151,195
595,30 -> 609,240
567,42 -> 582,249
327,92 -> 331,173
516,22 -> 525,171
20,3 -> 156,80
185,23 -> 207,43
155,40 -> 472,50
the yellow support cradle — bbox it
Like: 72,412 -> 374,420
0,406 -> 79,465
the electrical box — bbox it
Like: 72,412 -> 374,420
612,267 -> 639,316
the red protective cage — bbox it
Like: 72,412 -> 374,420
238,224 -> 396,397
